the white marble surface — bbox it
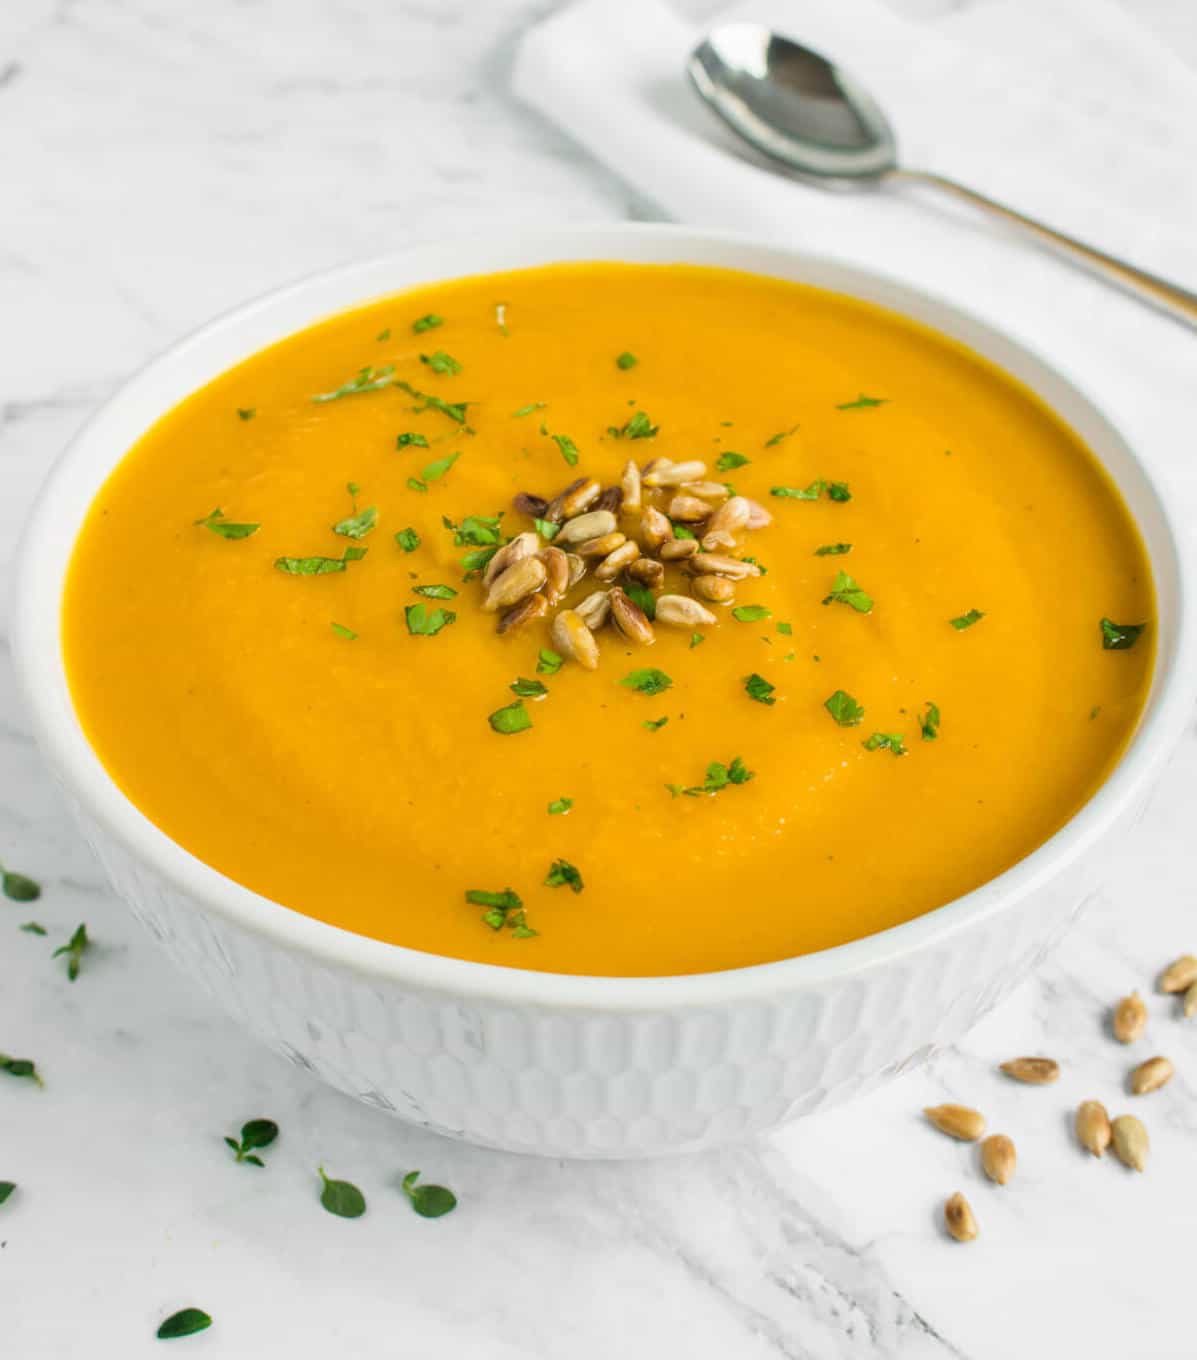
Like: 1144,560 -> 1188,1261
2,2 -> 1196,1356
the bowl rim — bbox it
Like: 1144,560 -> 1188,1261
12,222 -> 1196,1010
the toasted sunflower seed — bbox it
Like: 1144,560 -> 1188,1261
574,590 -> 611,631
691,575 -> 735,605
595,540 -> 641,583
656,594 -> 717,627
1129,1056 -> 1173,1096
513,491 -> 549,519
659,538 -> 699,562
555,509 -> 618,546
1075,1100 -> 1112,1157
744,498 -> 774,530
620,460 -> 642,514
1158,954 -> 1197,994
924,1104 -> 986,1142
609,587 -> 654,644
641,505 -> 673,550
1111,1113 -> 1149,1171
626,557 -> 665,588
549,608 -> 600,670
980,1134 -> 1016,1186
1113,991 -> 1148,1044
595,485 -> 624,515
999,1057 -> 1060,1085
701,529 -> 738,551
483,554 -> 547,611
483,531 -> 538,587
576,531 -> 628,559
565,552 -> 587,588
560,477 -> 602,519
1184,981 -> 1197,1019
643,459 -> 706,488
679,480 -> 730,503
497,592 -> 548,635
545,477 -> 586,523
944,1191 -> 978,1242
668,494 -> 714,523
702,496 -> 751,550
540,545 -> 570,606
683,553 -> 760,580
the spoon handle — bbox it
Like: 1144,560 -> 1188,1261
888,168 -> 1197,332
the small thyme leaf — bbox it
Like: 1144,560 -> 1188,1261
156,1308 -> 213,1341
0,1182 -> 15,1206
318,1167 -> 366,1218
401,1170 -> 457,1218
226,1118 -> 279,1166
1,866 -> 41,902
0,1054 -> 42,1086
51,923 -> 89,982
20,922 -> 46,935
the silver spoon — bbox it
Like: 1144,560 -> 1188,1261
688,24 -> 1197,331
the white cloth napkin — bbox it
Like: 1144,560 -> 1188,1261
513,0 -> 1197,518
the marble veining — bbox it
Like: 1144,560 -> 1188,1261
2,1 -> 1196,1356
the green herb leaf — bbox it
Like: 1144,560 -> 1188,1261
20,922 -> 47,935
512,402 -> 547,418
616,351 -> 638,370
313,363 -> 395,402
744,673 -> 776,706
771,482 -> 822,501
732,605 -> 772,623
624,580 -> 657,620
420,452 -> 460,484
376,328 -> 391,342
716,452 -> 750,472
318,1167 -> 366,1218
643,716 -> 669,731
489,699 -> 532,735
776,622 -> 793,636
862,732 -> 907,755
52,923 -> 89,982
330,622 -> 357,641
814,543 -> 852,556
395,527 -> 421,553
237,407 -> 255,421
460,545 -> 498,574
826,482 -> 852,502
0,1054 -> 42,1085
333,505 -> 378,540
0,1182 -> 15,1206
608,410 -> 657,440
401,1170 -> 457,1218
408,478 -> 427,493
764,425 -> 799,447
671,522 -> 696,541
822,572 -> 873,614
547,797 -> 573,816
226,1118 -> 279,1165
949,608 -> 985,631
412,314 -> 443,334
420,350 -> 462,376
156,1308 -> 213,1341
2,866 -> 40,902
621,668 -> 672,696
275,547 -> 368,576
446,513 -> 503,547
689,632 -> 705,648
677,756 -> 755,797
466,888 -> 523,912
836,394 -> 887,410
394,380 -> 468,424
405,604 -> 456,637
413,583 -> 458,600
1100,617 -> 1145,650
551,433 -> 580,467
536,648 -> 563,675
194,507 -> 260,540
510,677 -> 548,698
545,859 -> 584,893
533,517 -> 559,540
396,431 -> 430,449
824,690 -> 865,726
919,701 -> 941,741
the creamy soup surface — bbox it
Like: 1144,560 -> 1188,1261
63,264 -> 1154,976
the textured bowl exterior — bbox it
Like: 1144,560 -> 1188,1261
13,227 -> 1193,1158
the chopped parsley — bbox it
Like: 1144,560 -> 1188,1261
545,859 -> 584,893
836,394 -> 887,410
547,797 -> 573,816
764,425 -> 800,447
236,407 -> 255,421
824,690 -> 865,726
330,622 -> 358,641
624,580 -> 656,620
771,480 -> 851,502
467,887 -> 534,936
512,402 -> 547,418
616,352 -> 638,370
672,522 -> 697,541
621,668 -> 672,696
413,584 -> 457,600
671,756 -> 755,798
949,608 -> 985,631
742,556 -> 767,575
20,922 -> 47,935
420,350 -> 462,376
0,1054 -> 42,1085
826,482 -> 851,502
863,732 -> 908,755
194,507 -> 260,540
396,431 -> 430,448
412,314 -> 443,334
1101,618 -> 1146,650
419,452 -> 460,485
510,677 -> 548,698
394,380 -> 468,424
395,527 -> 421,552
157,1309 -> 213,1341
318,1167 -> 366,1218
822,571 -> 873,613
551,433 -> 580,467
401,1170 -> 457,1219
608,410 -> 658,440
689,632 -> 705,648
445,513 -> 503,547
0,1182 -> 14,1205
536,648 -> 564,675
716,452 -> 750,472
643,716 -> 669,731
52,923 -> 90,981
744,673 -> 776,706
404,603 -> 456,636
1,865 -> 40,902
333,505 -> 377,540
488,699 -> 532,734
814,543 -> 852,556
376,328 -> 391,342
776,622 -> 793,636
533,517 -> 558,540
312,363 -> 395,402
732,605 -> 771,623
919,701 -> 941,740
224,1118 -> 279,1168
275,547 -> 367,575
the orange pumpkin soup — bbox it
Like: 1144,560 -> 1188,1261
62,264 -> 1154,976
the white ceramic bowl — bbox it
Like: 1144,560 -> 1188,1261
13,226 -> 1194,1158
